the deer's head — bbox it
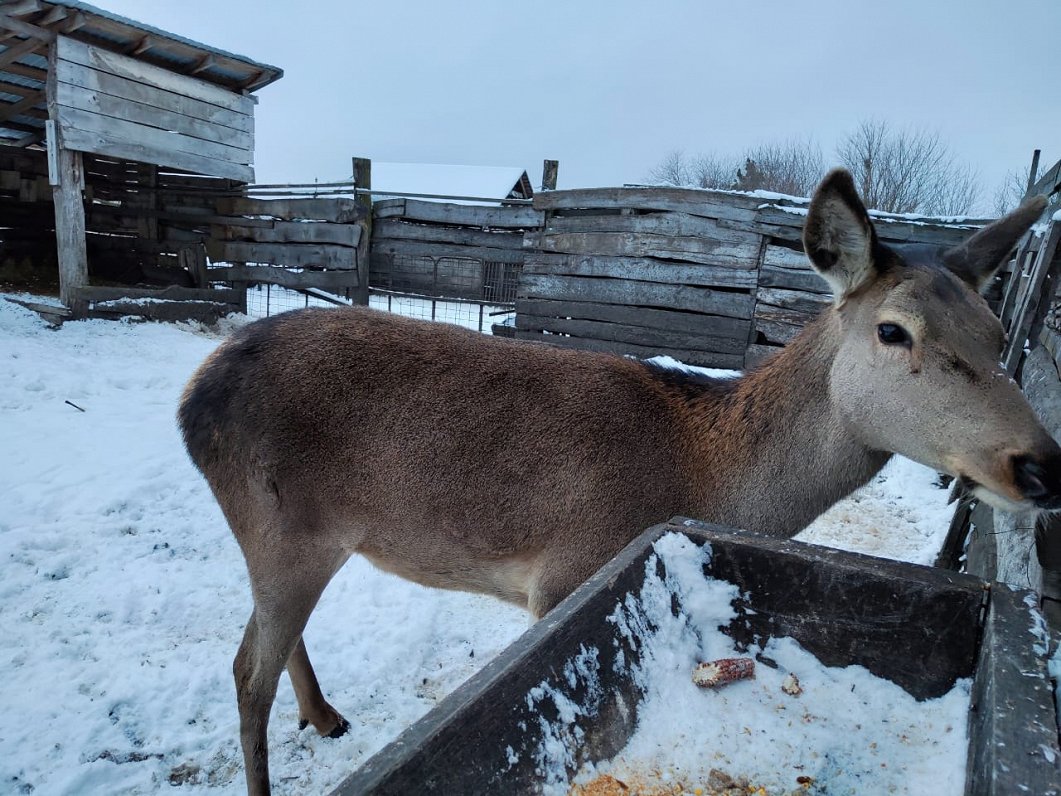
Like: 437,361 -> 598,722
804,169 -> 1060,513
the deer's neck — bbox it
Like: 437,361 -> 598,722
679,313 -> 891,536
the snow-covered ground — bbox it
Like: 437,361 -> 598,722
0,296 -> 952,795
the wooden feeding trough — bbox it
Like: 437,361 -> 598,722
333,519 -> 1060,796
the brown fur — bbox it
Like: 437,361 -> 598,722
179,170 -> 1059,795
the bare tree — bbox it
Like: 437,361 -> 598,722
994,165 -> 1040,215
837,119 -> 980,215
691,153 -> 735,189
648,150 -> 694,186
733,139 -> 825,196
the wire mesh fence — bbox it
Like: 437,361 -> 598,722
245,283 -> 513,335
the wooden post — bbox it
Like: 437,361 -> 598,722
542,159 -> 559,192
46,39 -> 88,315
52,147 -> 88,314
352,156 -> 372,305
1025,149 -> 1042,199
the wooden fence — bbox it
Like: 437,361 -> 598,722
515,187 -> 981,369
370,197 -> 542,304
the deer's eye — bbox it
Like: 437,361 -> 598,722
877,323 -> 911,346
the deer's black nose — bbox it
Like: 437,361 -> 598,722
1013,454 -> 1061,510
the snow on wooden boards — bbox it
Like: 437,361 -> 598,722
50,36 -> 254,182
370,199 -> 534,303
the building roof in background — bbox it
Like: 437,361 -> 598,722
362,162 -> 533,204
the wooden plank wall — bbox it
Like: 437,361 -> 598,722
51,36 -> 254,182
370,198 -> 543,302
517,187 -> 987,369
0,147 -> 56,287
2,145 -> 366,296
203,196 -> 365,291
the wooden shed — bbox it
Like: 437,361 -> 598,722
0,0 -> 282,318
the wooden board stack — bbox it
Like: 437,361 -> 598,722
370,197 -> 543,303
517,186 -> 984,369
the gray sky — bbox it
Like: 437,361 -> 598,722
99,0 -> 1058,211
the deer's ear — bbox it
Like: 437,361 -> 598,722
943,196 -> 1047,292
803,169 -> 878,302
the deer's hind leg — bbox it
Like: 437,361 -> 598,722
289,637 -> 349,737
233,532 -> 348,796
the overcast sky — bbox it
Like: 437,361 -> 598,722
97,0 -> 1059,211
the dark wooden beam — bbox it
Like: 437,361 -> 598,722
0,12 -> 56,42
0,77 -> 40,97
1,1 -> 43,17
190,54 -> 215,75
2,60 -> 46,81
126,35 -> 153,56
36,6 -> 68,27
8,129 -> 42,147
0,88 -> 44,122
0,117 -> 43,135
62,10 -> 85,34
0,35 -> 45,68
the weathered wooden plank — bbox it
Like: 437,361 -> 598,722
1004,222 -> 1061,374
216,197 -> 363,223
57,36 -> 255,113
514,330 -> 746,369
762,244 -> 809,269
206,240 -> 356,270
1028,158 -> 1061,198
206,264 -> 361,289
373,238 -> 526,264
352,156 -> 372,305
373,197 -> 543,228
967,586 -> 1061,796
524,252 -> 756,289
514,298 -> 751,339
50,145 -> 87,309
515,314 -> 748,355
754,203 -> 982,247
754,304 -> 816,344
529,230 -> 762,268
518,274 -> 754,320
75,285 -> 242,304
55,80 -> 254,150
89,204 -> 272,229
56,105 -> 250,165
373,218 -> 525,250
545,210 -> 751,241
215,220 -> 361,247
534,186 -> 766,221
58,124 -> 253,182
759,265 -> 831,294
756,286 -> 831,315
54,67 -> 252,134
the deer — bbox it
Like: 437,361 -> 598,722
179,169 -> 1059,795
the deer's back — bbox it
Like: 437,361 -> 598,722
179,307 -> 701,571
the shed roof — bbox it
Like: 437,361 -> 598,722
0,0 -> 283,147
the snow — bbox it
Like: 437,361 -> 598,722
0,295 -> 965,794
557,533 -> 971,795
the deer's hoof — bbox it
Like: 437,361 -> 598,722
326,717 -> 351,739
298,718 -> 309,731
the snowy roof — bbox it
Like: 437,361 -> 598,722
358,162 -> 533,205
